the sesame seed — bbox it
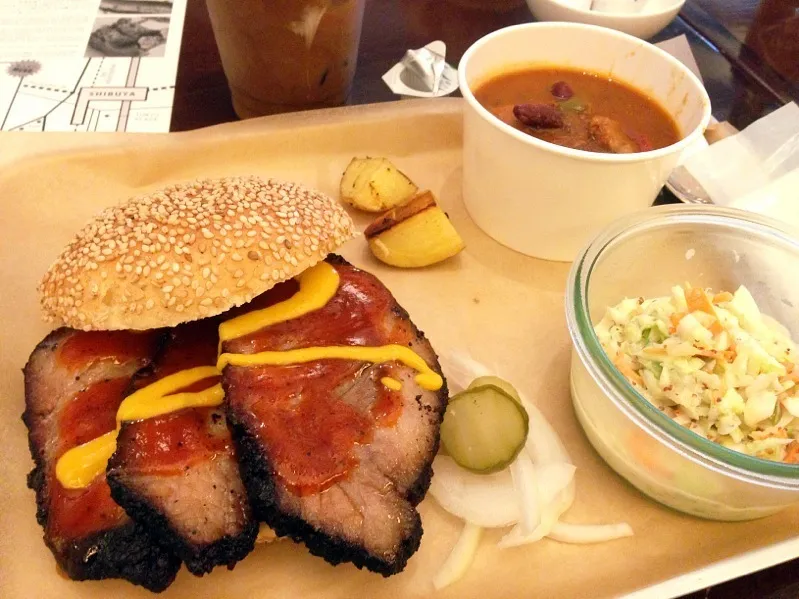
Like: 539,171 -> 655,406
38,175 -> 355,328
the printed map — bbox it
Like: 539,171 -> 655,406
0,0 -> 185,132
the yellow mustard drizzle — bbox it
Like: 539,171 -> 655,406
55,366 -> 223,489
380,377 -> 403,391
218,346 -> 443,391
218,261 -> 340,345
115,366 -> 222,422
55,431 -> 118,490
56,260 -> 444,489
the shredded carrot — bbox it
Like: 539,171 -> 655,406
709,320 -> 725,336
686,287 -> 716,315
614,354 -> 643,386
784,441 -> 799,464
686,288 -> 729,338
713,291 -> 734,304
627,430 -> 674,477
669,312 -> 684,334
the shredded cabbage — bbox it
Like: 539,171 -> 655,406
595,285 -> 799,462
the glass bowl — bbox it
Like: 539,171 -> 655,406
566,205 -> 799,521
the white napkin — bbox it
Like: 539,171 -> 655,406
682,102 -> 799,230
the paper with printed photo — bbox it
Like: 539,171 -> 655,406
0,0 -> 185,132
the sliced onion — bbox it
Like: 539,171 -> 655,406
438,353 -> 491,393
498,463 -> 575,549
519,395 -> 571,466
435,351 -> 635,573
433,522 -> 483,591
510,453 -> 540,535
430,455 -> 520,528
548,521 -> 634,544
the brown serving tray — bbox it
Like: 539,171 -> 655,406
1,99 -> 798,599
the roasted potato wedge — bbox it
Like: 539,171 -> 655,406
364,191 -> 436,238
365,191 -> 464,268
340,157 -> 419,212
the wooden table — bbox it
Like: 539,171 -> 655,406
172,0 -> 796,132
170,1 -> 799,597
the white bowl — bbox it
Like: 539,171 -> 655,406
458,22 -> 711,262
525,0 -> 686,40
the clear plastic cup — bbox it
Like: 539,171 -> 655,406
206,0 -> 366,118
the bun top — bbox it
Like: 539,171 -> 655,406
39,176 -> 356,331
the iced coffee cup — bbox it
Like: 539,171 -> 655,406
206,0 -> 366,118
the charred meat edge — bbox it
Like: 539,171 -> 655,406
22,328 -> 180,592
224,255 -> 448,576
107,328 -> 258,576
107,473 -> 258,576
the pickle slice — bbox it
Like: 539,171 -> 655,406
468,375 -> 522,404
441,384 -> 529,474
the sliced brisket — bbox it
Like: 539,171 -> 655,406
222,257 -> 447,576
22,328 -> 180,592
107,319 -> 258,576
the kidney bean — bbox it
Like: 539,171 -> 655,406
512,103 -> 564,129
550,81 -> 574,100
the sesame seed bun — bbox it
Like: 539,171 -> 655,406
39,176 -> 356,331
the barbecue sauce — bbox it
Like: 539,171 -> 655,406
48,331 -> 156,538
57,367 -> 224,489
56,261 -> 443,496
56,330 -> 157,371
115,407 -> 233,475
48,474 -> 126,540
220,261 -> 443,495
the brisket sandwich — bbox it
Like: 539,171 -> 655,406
22,176 -> 447,591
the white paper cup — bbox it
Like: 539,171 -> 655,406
458,22 -> 711,262
525,0 -> 686,39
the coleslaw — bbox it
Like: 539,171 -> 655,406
595,284 -> 799,462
